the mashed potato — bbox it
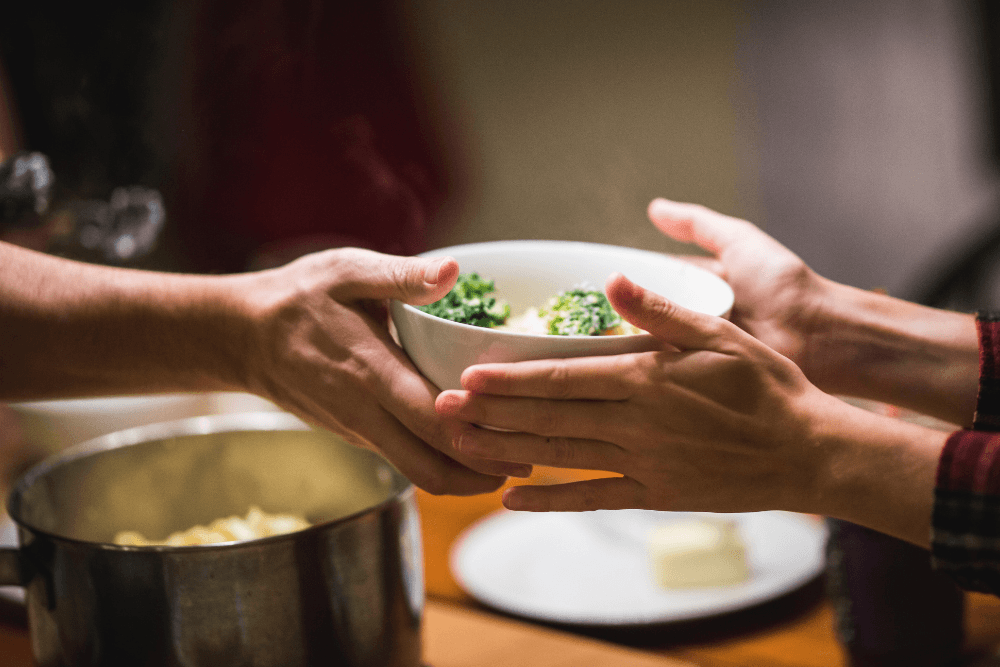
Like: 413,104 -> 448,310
114,506 -> 311,546
499,305 -> 643,335
421,274 -> 644,335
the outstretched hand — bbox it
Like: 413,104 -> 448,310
435,272 -> 849,513
243,247 -> 521,496
647,198 -> 828,380
648,198 -> 979,424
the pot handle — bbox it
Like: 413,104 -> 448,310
0,547 -> 22,586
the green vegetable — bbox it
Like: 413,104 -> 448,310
540,287 -> 622,336
418,272 -> 510,327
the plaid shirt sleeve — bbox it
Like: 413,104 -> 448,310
931,311 -> 1000,593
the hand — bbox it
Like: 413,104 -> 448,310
648,199 -> 980,422
241,247 -> 523,495
435,272 -> 851,513
647,198 -> 829,381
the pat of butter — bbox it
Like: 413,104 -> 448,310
648,518 -> 750,589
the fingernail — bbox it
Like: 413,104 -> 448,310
455,427 -> 479,455
424,257 -> 447,284
502,488 -> 524,510
460,367 -> 483,392
609,272 -> 640,301
504,465 -> 532,479
435,391 -> 464,415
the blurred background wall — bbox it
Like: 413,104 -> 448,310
742,0 -> 1000,303
401,0 -> 1000,304
404,0 -> 756,258
6,0 -> 1000,308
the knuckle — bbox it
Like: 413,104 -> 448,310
385,258 -> 423,301
547,437 -> 576,468
323,249 -> 367,295
713,330 -> 747,356
647,294 -> 678,322
545,361 -> 573,400
388,260 -> 418,300
334,247 -> 367,277
528,401 -> 561,435
698,315 -> 732,343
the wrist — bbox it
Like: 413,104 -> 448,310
81,270 -> 254,396
800,281 -> 978,425
808,399 -> 947,548
220,268 -> 298,404
194,272 -> 268,396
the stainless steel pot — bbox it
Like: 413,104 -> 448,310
0,412 -> 424,666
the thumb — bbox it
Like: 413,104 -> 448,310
605,272 -> 734,351
647,198 -> 746,257
339,251 -> 459,305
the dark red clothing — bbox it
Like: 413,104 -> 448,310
0,0 -> 453,273
169,0 -> 452,272
933,312 -> 1000,594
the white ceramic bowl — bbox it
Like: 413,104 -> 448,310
8,394 -> 216,455
6,392 -> 283,455
390,240 -> 734,390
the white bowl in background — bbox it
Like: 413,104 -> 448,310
8,394 -> 216,455
208,391 -> 283,416
6,392 -> 282,456
390,240 -> 734,391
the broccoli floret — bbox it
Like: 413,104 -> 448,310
417,272 -> 510,327
540,287 -> 622,336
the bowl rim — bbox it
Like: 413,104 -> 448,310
6,411 -> 414,551
392,239 -> 734,337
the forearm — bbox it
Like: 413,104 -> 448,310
0,241 -> 253,400
802,278 -> 978,427
805,396 -> 949,549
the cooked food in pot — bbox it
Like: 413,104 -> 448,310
418,272 -> 642,335
113,506 -> 311,546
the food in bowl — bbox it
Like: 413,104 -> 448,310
418,272 -> 641,336
390,240 -> 735,391
113,505 -> 311,547
417,272 -> 511,328
500,287 -> 643,336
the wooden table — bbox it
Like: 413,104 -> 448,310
419,467 -> 1000,667
417,469 -> 844,667
4,466 -> 1000,665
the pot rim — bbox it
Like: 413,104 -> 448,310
4,410 -> 414,552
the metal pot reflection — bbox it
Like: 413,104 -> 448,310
0,411 -> 423,666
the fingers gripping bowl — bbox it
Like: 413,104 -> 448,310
390,241 -> 735,390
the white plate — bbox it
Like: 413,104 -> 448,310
450,509 -> 827,625
0,515 -> 23,605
